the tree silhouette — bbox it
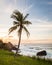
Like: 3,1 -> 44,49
9,10 -> 32,55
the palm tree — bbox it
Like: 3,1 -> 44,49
9,10 -> 32,55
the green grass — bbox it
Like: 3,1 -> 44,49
0,49 -> 52,65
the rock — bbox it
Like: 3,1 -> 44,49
0,40 -> 17,51
36,50 -> 47,56
4,42 -> 17,51
0,39 -> 4,49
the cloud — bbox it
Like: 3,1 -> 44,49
47,2 -> 52,5
29,18 -> 52,35
23,4 -> 33,13
0,0 -> 33,16
0,0 -> 52,40
0,0 -> 18,14
30,17 -> 52,24
5,4 -> 14,14
14,0 -> 17,5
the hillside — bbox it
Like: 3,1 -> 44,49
0,49 -> 52,65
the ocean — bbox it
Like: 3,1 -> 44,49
12,43 -> 52,59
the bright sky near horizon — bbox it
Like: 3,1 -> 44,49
0,0 -> 52,43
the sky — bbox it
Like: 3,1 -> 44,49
0,0 -> 52,43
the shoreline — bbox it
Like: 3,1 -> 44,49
12,43 -> 52,60
12,50 -> 52,61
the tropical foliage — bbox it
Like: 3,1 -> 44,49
9,10 -> 32,54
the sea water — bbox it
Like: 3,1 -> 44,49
12,43 -> 52,59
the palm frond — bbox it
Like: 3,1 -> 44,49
13,21 -> 19,25
9,10 -> 32,39
23,21 -> 32,25
13,10 -> 23,21
11,14 -> 20,21
23,26 -> 30,37
9,25 -> 19,34
23,14 -> 29,20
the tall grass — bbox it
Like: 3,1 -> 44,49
0,49 -> 52,65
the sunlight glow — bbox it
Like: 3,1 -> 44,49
0,0 -> 52,44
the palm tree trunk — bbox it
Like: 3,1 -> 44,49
16,30 -> 22,55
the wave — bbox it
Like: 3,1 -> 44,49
12,43 -> 52,59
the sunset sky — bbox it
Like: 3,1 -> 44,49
0,0 -> 52,43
